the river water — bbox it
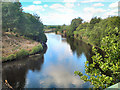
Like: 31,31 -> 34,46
2,33 -> 93,89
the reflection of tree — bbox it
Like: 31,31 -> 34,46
2,46 -> 47,89
66,37 -> 93,62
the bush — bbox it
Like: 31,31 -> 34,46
6,54 -> 16,61
30,44 -> 43,55
16,49 -> 29,59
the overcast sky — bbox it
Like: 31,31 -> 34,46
20,0 -> 119,25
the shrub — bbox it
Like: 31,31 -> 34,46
30,43 -> 43,55
15,49 -> 29,59
6,54 -> 16,61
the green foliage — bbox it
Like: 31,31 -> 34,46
76,22 -> 88,31
75,27 -> 120,89
16,49 -> 29,59
66,17 -> 83,36
2,2 -> 22,32
2,2 -> 47,43
74,71 -> 83,76
71,16 -> 120,46
30,44 -> 43,55
90,17 -> 101,25
88,16 -> 120,46
71,17 -> 83,31
6,54 -> 16,61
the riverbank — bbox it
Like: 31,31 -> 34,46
56,31 -> 95,47
2,32 -> 47,62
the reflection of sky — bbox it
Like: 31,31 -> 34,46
25,33 -> 91,88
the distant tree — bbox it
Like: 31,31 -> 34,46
66,17 -> 83,36
71,17 -> 83,31
90,17 -> 101,25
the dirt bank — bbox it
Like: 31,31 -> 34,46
2,32 -> 44,62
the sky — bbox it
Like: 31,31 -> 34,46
20,0 -> 120,25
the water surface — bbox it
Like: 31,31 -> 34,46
2,33 -> 93,88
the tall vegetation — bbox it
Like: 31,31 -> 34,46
72,16 -> 120,46
75,27 -> 120,89
54,16 -> 120,88
2,2 -> 47,43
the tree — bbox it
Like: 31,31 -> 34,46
2,2 -> 22,32
69,17 -> 83,36
74,27 -> 120,89
90,17 -> 101,25
2,2 -> 47,43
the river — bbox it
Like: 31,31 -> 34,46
2,33 -> 93,88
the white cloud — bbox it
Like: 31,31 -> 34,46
103,1 -> 119,18
93,3 -> 104,7
84,7 -> 106,14
104,9 -> 118,17
44,4 -> 48,8
65,3 -> 74,8
33,1 -> 41,4
81,0 -> 104,3
109,2 -> 118,9
63,0 -> 77,2
39,12 -> 79,25
50,4 -> 64,9
23,5 -> 45,12
82,7 -> 106,22
40,63 -> 84,88
50,4 -> 74,13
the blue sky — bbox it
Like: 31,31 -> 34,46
20,0 -> 119,25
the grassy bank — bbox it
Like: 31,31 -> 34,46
2,44 -> 43,62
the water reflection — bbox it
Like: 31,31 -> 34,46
2,52 -> 46,89
2,33 -> 93,88
66,37 -> 93,62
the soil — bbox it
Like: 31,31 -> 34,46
2,32 -> 39,57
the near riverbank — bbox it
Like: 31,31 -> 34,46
2,32 -> 47,62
